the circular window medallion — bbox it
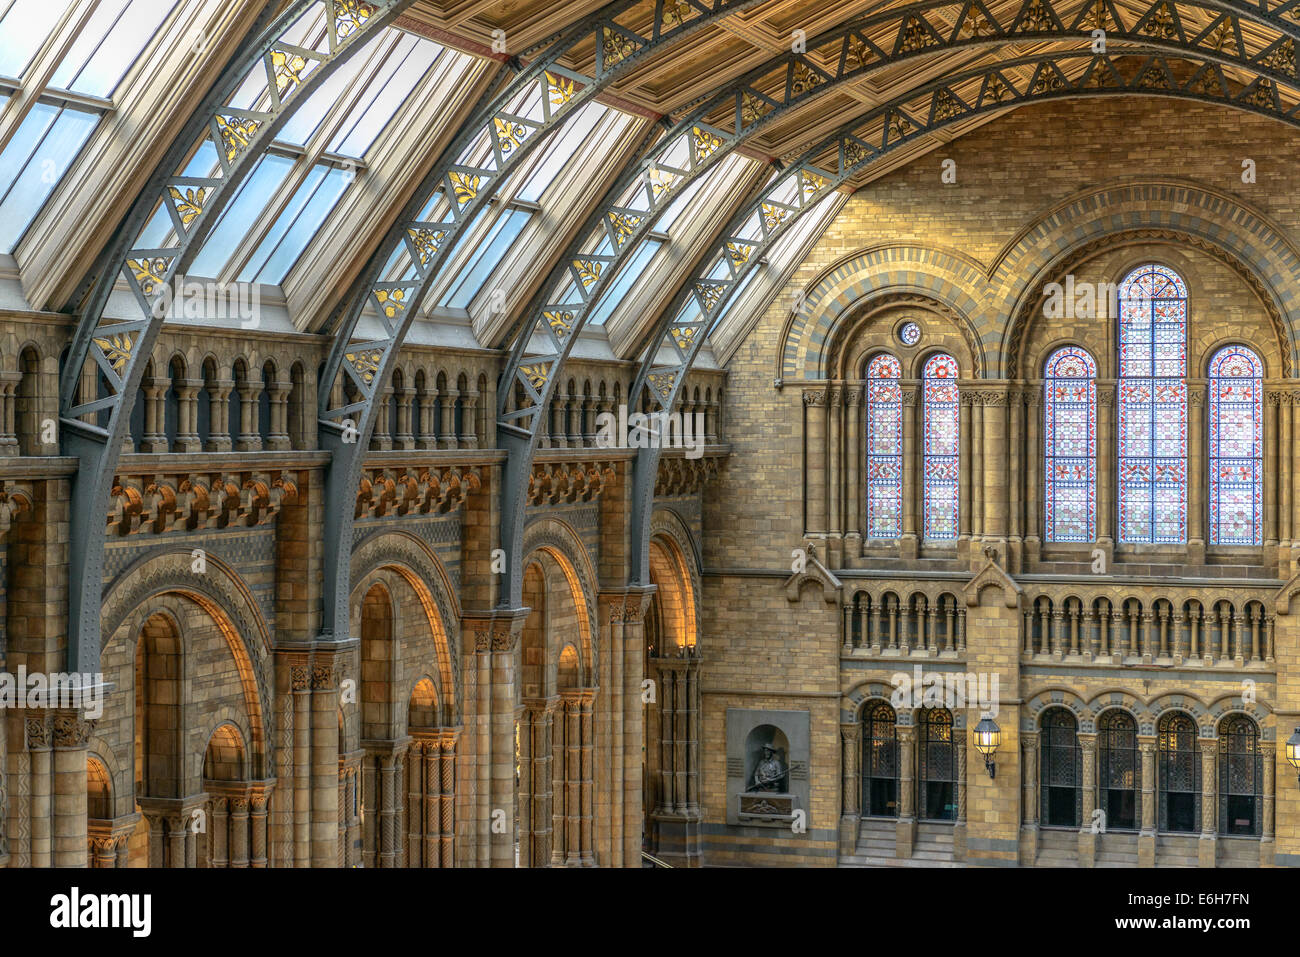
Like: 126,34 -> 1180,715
898,321 -> 921,345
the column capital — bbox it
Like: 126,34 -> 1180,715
599,586 -> 656,625
463,608 -> 528,653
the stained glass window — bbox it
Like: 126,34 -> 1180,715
922,353 -> 959,540
1218,715 -> 1261,835
899,321 -> 920,345
865,353 -> 902,539
1208,345 -> 1263,546
1157,711 -> 1200,833
1044,346 -> 1096,543
1117,264 -> 1188,544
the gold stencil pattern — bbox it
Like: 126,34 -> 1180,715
449,171 -> 480,207
271,48 -> 309,96
93,334 -> 134,373
127,257 -> 169,297
346,349 -> 383,383
374,288 -> 406,319
168,186 -> 206,226
546,71 -> 576,107
215,114 -> 260,163
521,363 -> 550,390
333,0 -> 376,42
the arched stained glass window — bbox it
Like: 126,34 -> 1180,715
1208,346 -> 1263,546
1043,346 -> 1097,543
1098,709 -> 1139,830
1218,715 -> 1262,836
922,353 -> 959,541
919,708 -> 957,821
1157,711 -> 1200,833
861,701 -> 898,818
865,354 -> 902,539
1118,265 -> 1188,544
1040,708 -> 1081,827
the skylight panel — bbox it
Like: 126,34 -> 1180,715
587,239 -> 661,326
0,101 -> 97,252
50,0 -> 180,98
515,101 -> 607,203
440,207 -> 532,308
187,152 -> 295,278
0,0 -> 74,78
328,34 -> 441,158
239,163 -> 350,284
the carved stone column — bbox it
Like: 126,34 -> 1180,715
520,696 -> 558,867
1261,747 -> 1275,866
839,722 -> 861,856
1008,387 -> 1024,567
845,386 -> 863,555
901,383 -> 919,559
827,386 -> 843,566
896,725 -> 916,858
1078,732 -> 1097,867
1198,739 -> 1216,867
982,388 -> 1008,542
1020,731 -> 1038,865
206,378 -> 234,452
140,377 -> 169,451
1138,736 -> 1156,867
1188,385 -> 1206,563
174,379 -> 203,452
1096,385 -> 1115,555
232,382 -> 259,451
804,389 -> 827,538
958,391 -> 974,548
52,711 -> 94,867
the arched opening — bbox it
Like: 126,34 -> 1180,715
131,611 -> 183,866
1040,707 -> 1081,827
861,701 -> 898,818
1158,711 -> 1201,833
1098,709 -> 1140,831
1218,714 -> 1262,836
918,708 -> 957,821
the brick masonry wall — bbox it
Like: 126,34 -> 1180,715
703,96 -> 1300,866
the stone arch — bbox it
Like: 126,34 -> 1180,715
841,681 -> 897,723
1086,689 -> 1155,735
1205,693 -> 1274,737
202,721 -> 248,782
778,244 -> 988,383
994,180 -> 1300,377
647,527 -> 698,657
1022,687 -> 1090,732
522,516 -> 599,681
1147,692 -> 1214,736
350,529 -> 461,722
101,552 -> 271,783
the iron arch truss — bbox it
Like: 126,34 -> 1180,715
58,0 -> 416,670
313,0 -> 773,636
624,45 -> 1300,584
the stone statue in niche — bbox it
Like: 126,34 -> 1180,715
750,744 -> 788,792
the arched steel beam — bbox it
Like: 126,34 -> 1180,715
57,0 -> 415,671
623,47 -> 1300,585
492,0 -> 1300,607
314,0 -> 774,638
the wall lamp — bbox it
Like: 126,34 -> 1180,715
1286,727 -> 1300,786
973,713 -> 1001,779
